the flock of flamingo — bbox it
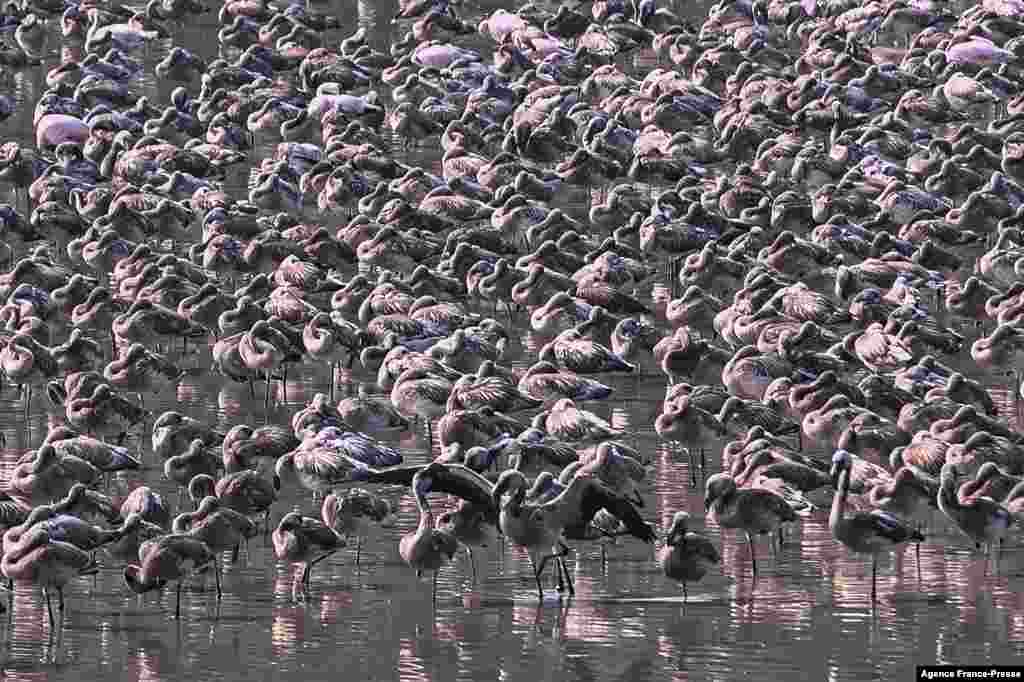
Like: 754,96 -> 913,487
0,0 -> 1019,638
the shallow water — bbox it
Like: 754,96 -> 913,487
0,0 -> 1023,679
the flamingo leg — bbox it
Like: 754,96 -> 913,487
305,551 -> 336,590
557,541 -> 574,596
466,546 -> 476,583
176,581 -> 183,619
329,362 -> 336,402
871,554 -> 877,603
535,551 -> 556,594
682,580 -> 688,602
214,558 -> 222,599
355,536 -> 362,567
746,531 -> 758,575
528,552 -> 544,599
44,587 -> 54,629
432,569 -> 439,605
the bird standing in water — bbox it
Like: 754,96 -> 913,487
272,511 -> 346,599
399,467 -> 458,604
830,450 -> 924,602
658,511 -> 720,601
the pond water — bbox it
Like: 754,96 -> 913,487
0,0 -> 1022,679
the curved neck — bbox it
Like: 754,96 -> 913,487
415,492 -> 433,528
938,474 -> 958,507
552,475 -> 588,510
829,467 -> 848,532
172,512 -> 194,534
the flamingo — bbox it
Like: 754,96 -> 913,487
321,489 -> 395,566
1,526 -> 96,628
272,512 -> 346,599
830,450 -> 925,601
400,467 -> 458,604
123,534 -> 219,619
658,511 -> 720,601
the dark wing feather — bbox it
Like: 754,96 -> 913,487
578,479 -> 656,543
299,515 -> 345,550
357,463 -> 422,486
862,510 -> 925,543
432,464 -> 498,519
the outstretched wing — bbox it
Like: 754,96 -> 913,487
429,464 -> 498,520
579,479 -> 656,543
355,464 -> 422,486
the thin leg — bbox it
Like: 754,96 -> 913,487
530,553 -> 548,599
58,587 -> 64,616
558,541 -> 574,596
682,581 -> 688,602
540,550 -> 563,592
329,362 -> 336,402
432,569 -> 438,605
176,581 -> 183,619
687,447 -> 697,488
746,531 -> 757,575
777,527 -> 784,549
355,536 -> 362,567
214,558 -> 222,599
557,557 -> 573,595
467,546 -> 477,583
305,551 -> 336,589
871,554 -> 877,603
44,587 -> 54,629
915,540 -> 921,580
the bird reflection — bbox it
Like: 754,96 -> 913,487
318,589 -> 353,624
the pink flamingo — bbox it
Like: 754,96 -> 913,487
35,114 -> 89,151
2,526 -> 95,628
239,320 -> 288,407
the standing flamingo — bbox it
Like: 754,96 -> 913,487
400,468 -> 458,604
272,511 -> 346,599
239,320 -> 288,407
658,511 -> 720,601
829,450 -> 925,602
123,534 -> 219,619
